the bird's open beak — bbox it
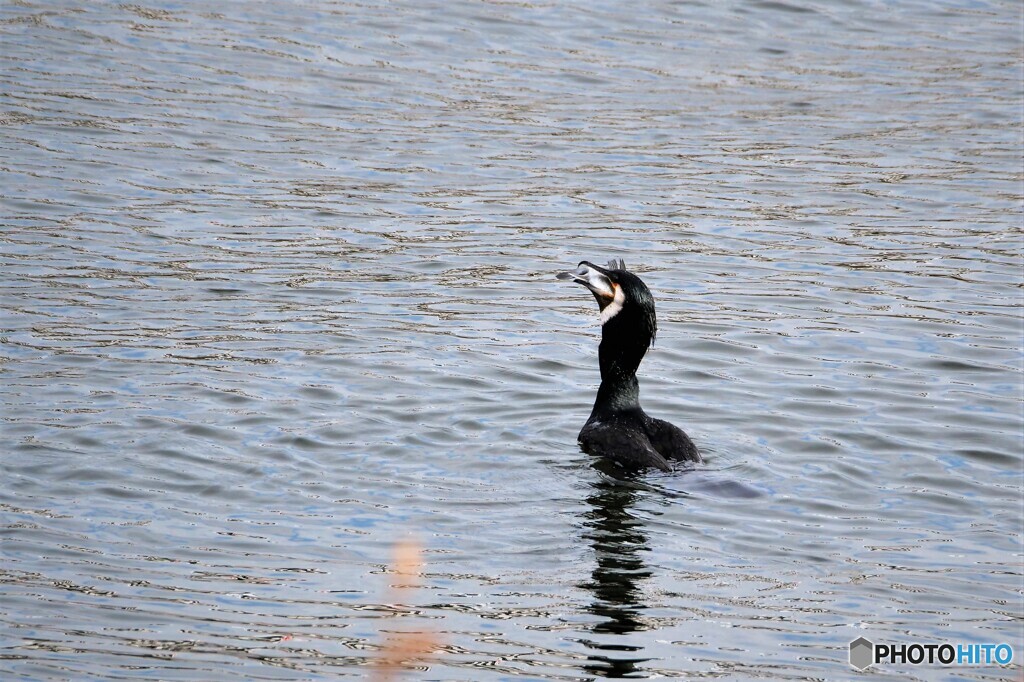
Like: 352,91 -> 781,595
557,261 -> 616,308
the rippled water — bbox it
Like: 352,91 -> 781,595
2,1 -> 1022,679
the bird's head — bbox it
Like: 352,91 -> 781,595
557,258 -> 657,352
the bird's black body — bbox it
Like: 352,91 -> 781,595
558,259 -> 700,472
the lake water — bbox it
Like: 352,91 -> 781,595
1,1 -> 1021,680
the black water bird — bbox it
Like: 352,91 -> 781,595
558,259 -> 700,471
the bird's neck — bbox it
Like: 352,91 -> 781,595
590,320 -> 650,418
591,370 -> 640,418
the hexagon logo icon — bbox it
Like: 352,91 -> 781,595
849,637 -> 874,670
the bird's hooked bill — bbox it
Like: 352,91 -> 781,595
556,261 -> 615,299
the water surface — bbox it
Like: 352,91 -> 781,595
2,1 -> 1022,679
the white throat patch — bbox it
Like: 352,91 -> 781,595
600,283 -> 626,325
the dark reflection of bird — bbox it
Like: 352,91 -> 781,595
578,476 -> 653,678
558,259 -> 700,472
